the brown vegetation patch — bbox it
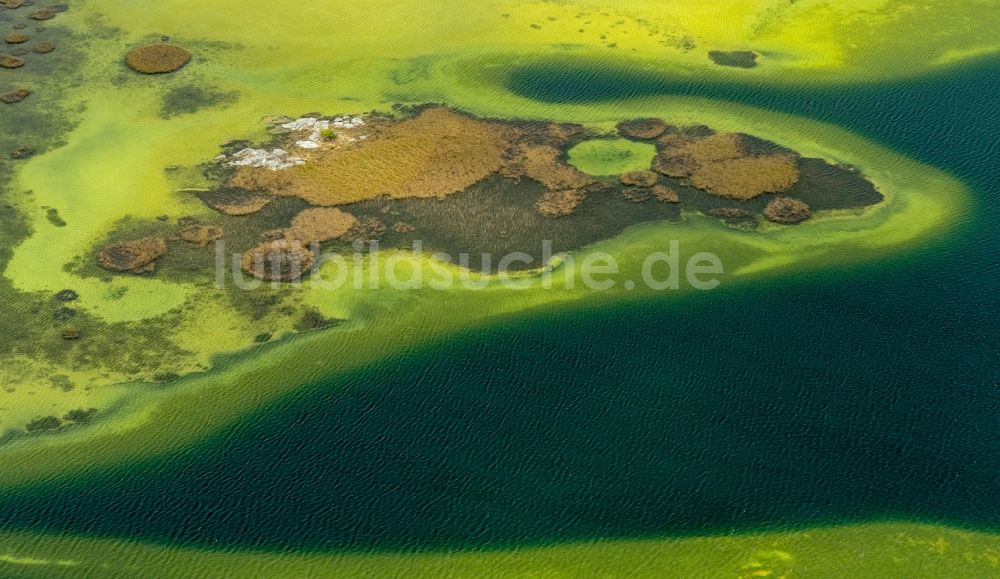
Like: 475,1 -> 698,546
29,8 -> 56,20
241,239 -> 314,281
243,107 -> 517,206
652,184 -> 679,203
620,170 -> 658,187
4,33 -> 28,44
1,0 -> 26,8
201,191 -> 273,216
763,197 -> 811,224
617,118 -> 669,140
179,225 -> 224,246
688,154 -> 799,200
655,132 -> 799,199
98,238 -> 168,273
125,44 -> 192,74
32,41 -> 55,54
345,216 -> 386,243
623,187 -> 652,203
707,207 -> 757,230
287,207 -> 357,244
536,189 -> 585,217
1,88 -> 29,104
392,222 -> 416,234
503,143 -> 594,191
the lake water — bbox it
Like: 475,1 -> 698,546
0,57 -> 998,557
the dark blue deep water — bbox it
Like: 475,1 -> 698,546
0,58 -> 998,552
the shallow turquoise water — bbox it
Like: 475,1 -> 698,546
0,58 -> 998,553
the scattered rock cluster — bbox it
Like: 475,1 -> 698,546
221,147 -> 305,170
280,116 -> 366,149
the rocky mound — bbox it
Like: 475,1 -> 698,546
288,207 -> 357,244
231,107 -> 517,206
763,197 -> 811,224
32,41 -> 55,54
5,33 -> 28,44
617,118 -> 668,140
241,239 -> 315,282
536,189 -> 585,217
98,238 -> 168,273
125,44 -> 192,74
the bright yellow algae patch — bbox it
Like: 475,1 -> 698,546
1,522 -> 999,578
